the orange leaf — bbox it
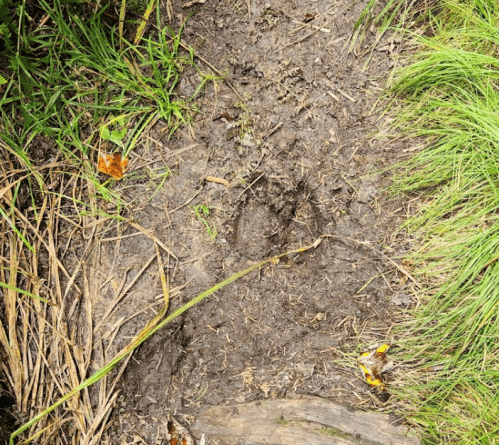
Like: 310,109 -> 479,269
98,152 -> 128,179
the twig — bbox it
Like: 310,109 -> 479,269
291,19 -> 331,33
205,176 -> 230,187
168,188 -> 203,214
162,143 -> 198,160
127,221 -> 178,259
338,88 -> 357,103
279,17 -> 334,51
163,201 -> 173,228
237,172 -> 266,200
263,122 -> 283,141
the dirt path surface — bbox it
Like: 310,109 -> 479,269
87,0 -> 414,442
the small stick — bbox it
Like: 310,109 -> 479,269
338,89 -> 357,103
163,201 -> 173,228
263,122 -> 283,141
205,176 -> 230,187
162,143 -> 198,161
127,221 -> 177,259
168,188 -> 203,214
237,172 -> 266,200
291,19 -> 332,33
279,17 -> 334,51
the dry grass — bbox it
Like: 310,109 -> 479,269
0,130 -> 182,444
0,140 -> 127,444
0,1 -> 199,441
0,137 -> 178,443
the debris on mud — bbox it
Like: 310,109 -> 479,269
0,0 -> 420,443
102,0 -> 415,443
358,343 -> 394,389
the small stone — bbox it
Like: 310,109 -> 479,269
296,362 -> 315,377
357,184 -> 378,203
391,292 -> 413,306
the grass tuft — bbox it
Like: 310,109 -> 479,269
194,204 -> 218,243
361,0 -> 499,443
1,0 -> 203,202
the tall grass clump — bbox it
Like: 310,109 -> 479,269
0,0 -> 203,201
359,0 -> 499,443
0,1 -> 208,443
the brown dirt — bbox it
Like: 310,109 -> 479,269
66,0 -> 414,442
0,378 -> 17,444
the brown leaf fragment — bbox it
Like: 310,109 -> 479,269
98,152 -> 128,179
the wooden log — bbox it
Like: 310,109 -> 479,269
190,394 -> 420,445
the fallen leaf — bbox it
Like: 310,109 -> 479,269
358,344 -> 393,389
98,152 -> 128,179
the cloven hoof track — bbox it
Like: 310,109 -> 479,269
230,175 -> 326,257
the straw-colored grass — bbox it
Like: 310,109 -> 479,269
0,141 -> 117,444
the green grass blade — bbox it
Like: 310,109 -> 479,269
0,282 -> 49,304
9,239 -> 323,445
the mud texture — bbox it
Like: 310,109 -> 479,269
0,378 -> 17,444
97,0 -> 414,443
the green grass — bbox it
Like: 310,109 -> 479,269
194,204 -> 218,242
359,0 -> 499,443
0,0 -> 207,205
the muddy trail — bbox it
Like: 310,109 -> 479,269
66,0 -> 417,443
